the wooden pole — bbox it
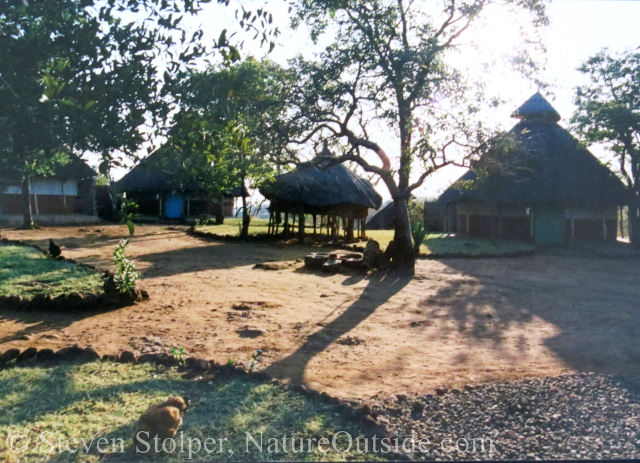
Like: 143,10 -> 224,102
313,214 -> 317,235
284,212 -> 289,238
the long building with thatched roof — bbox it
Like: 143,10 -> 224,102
1,154 -> 98,226
117,150 -> 246,220
260,144 -> 382,240
437,93 -> 629,244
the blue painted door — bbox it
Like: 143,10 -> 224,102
165,193 -> 183,218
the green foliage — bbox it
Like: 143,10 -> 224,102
170,346 -> 186,363
0,245 -> 102,298
572,50 -> 640,242
226,358 -> 236,367
410,220 -> 429,255
0,0 -> 279,228
249,349 -> 264,373
285,0 -> 548,266
112,239 -> 139,293
119,198 -> 138,236
0,361 -> 383,461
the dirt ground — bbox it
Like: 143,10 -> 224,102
2,225 -> 640,402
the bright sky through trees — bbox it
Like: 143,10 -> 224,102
107,0 -> 640,201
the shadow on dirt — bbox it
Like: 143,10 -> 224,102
420,254 -> 640,376
263,267 -> 414,384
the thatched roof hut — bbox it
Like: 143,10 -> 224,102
260,145 -> 382,239
117,150 -> 246,220
438,93 -> 629,243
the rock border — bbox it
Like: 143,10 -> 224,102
0,238 -> 149,312
0,345 -> 408,457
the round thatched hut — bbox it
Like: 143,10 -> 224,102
259,146 -> 382,240
438,93 -> 629,243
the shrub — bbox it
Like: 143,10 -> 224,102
113,239 -> 140,292
411,220 -> 429,255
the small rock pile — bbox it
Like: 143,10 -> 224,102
372,373 -> 640,460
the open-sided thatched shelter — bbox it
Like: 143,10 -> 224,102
437,93 -> 629,243
259,145 -> 382,240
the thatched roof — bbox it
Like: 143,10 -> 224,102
260,148 -> 382,211
438,93 -> 629,207
512,92 -> 561,122
1,154 -> 96,181
365,201 -> 394,229
117,150 -> 247,197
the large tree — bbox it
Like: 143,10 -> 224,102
572,50 -> 640,245
0,0 -> 277,227
169,58 -> 295,237
286,0 -> 547,267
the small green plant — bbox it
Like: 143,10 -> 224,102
170,346 -> 185,363
195,214 -> 209,226
113,239 -> 140,292
119,198 -> 138,236
249,349 -> 263,373
226,358 -> 236,367
411,220 -> 429,255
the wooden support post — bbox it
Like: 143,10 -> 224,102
299,212 -> 305,239
284,212 -> 289,238
313,214 -> 317,235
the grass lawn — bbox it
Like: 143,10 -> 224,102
0,361 -> 385,462
0,245 -> 103,299
197,217 -> 270,237
361,230 -> 535,256
196,220 -> 534,256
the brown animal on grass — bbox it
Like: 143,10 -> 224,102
134,396 -> 189,451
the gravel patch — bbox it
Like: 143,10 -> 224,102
372,373 -> 640,460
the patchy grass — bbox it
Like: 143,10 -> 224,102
0,246 -> 103,299
197,218 -> 270,237
0,361 -> 386,462
361,230 -> 535,256
196,221 -> 534,256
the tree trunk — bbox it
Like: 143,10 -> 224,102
21,176 -> 35,229
241,188 -> 250,240
392,198 -> 415,268
630,203 -> 640,246
345,216 -> 354,241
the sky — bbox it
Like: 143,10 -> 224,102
109,0 -> 640,202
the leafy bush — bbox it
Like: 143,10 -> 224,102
113,239 -> 140,292
170,346 -> 185,363
411,220 -> 429,255
119,198 -> 138,236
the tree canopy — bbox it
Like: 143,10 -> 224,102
572,49 -> 640,244
285,0 -> 548,266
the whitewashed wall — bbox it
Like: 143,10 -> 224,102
3,180 -> 78,196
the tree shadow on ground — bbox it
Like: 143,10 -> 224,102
134,242 -> 316,279
263,267 -> 414,384
420,255 -> 640,376
0,361 -> 368,462
0,309 -> 110,344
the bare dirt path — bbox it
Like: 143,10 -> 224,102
2,225 -> 640,402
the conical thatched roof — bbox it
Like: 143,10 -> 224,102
117,150 -> 191,193
438,94 -> 629,206
260,149 -> 382,210
511,92 -> 561,122
366,201 -> 394,229
117,150 -> 247,197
